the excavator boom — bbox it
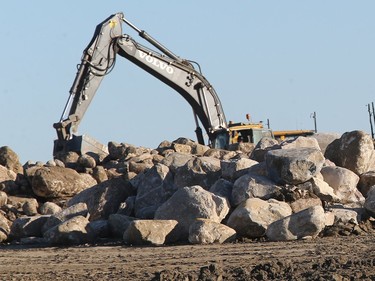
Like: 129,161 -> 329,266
53,12 -> 228,156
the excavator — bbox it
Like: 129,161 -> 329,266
53,12 -> 314,157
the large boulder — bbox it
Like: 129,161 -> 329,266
42,202 -> 89,233
108,214 -> 135,238
31,166 -> 97,198
209,179 -> 233,206
160,152 -> 194,173
250,137 -> 279,162
0,146 -> 23,174
154,185 -> 230,242
226,198 -> 292,238
279,136 -> 321,150
324,130 -> 375,175
39,202 -> 62,215
231,173 -> 281,207
43,215 -> 95,245
174,157 -> 221,190
266,205 -> 326,241
221,158 -> 258,181
134,164 -> 176,219
67,177 -> 135,220
123,219 -> 178,246
265,148 -> 325,185
172,137 -> 210,156
320,166 -> 364,204
188,219 -> 236,244
10,215 -> 49,239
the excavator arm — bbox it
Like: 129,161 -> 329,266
53,12 -> 228,156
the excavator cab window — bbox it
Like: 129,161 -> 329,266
251,129 -> 273,144
212,130 -> 230,149
230,128 -> 273,145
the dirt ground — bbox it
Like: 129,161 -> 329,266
0,234 -> 374,281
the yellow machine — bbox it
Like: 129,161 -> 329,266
228,121 -> 273,144
228,116 -> 315,145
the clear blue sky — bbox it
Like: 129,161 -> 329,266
1,1 -> 375,163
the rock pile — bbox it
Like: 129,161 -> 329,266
0,131 -> 374,246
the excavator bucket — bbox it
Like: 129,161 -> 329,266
53,134 -> 108,158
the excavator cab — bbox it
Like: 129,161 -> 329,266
228,122 -> 274,145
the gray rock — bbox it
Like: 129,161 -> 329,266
108,214 -> 136,238
279,136 -> 321,150
320,166 -> 364,204
56,151 -> 80,169
188,219 -> 236,244
227,198 -> 292,238
123,219 -> 178,245
203,149 -> 237,160
289,197 -> 322,213
134,164 -> 176,219
0,165 -> 17,191
0,146 -> 23,174
172,143 -> 192,154
108,141 -> 128,160
22,199 -> 39,216
154,185 -> 230,242
44,215 -> 94,245
266,205 -> 326,241
221,158 -> 258,181
31,166 -> 97,198
91,166 -> 108,183
89,219 -> 109,238
39,201 -> 62,215
209,179 -> 233,206
128,160 -> 153,174
227,142 -> 255,154
266,147 -> 325,185
172,137 -> 210,156
10,215 -> 50,239
231,173 -> 281,207
324,130 -> 375,175
77,154 -> 97,169
160,152 -> 194,173
67,177 -> 135,220
42,202 -> 89,233
250,137 -> 279,162
174,156 -> 221,190
327,207 -> 360,225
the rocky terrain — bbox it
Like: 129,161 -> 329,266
0,130 -> 375,280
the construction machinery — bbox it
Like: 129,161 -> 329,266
53,12 -> 314,157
